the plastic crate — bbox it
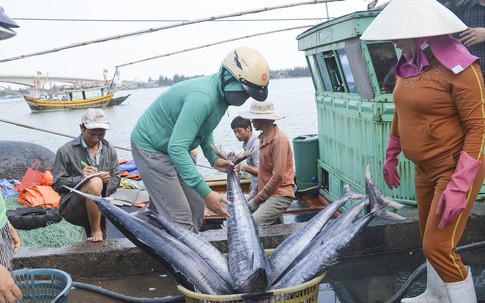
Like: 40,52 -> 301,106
177,273 -> 324,303
13,268 -> 72,303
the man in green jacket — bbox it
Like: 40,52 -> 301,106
131,46 -> 270,232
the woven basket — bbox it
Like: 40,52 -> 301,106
177,249 -> 325,303
177,273 -> 324,303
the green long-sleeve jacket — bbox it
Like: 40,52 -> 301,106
131,73 -> 228,197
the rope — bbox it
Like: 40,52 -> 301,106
0,117 -> 216,170
116,25 -> 312,68
0,117 -> 131,151
0,0 -> 332,63
13,17 -> 327,23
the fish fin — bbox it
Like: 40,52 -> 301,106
233,148 -> 254,165
376,210 -> 406,221
365,164 -> 373,184
341,185 -> 366,201
221,220 -> 228,233
380,196 -> 405,209
211,144 -> 229,159
63,185 -> 104,203
364,165 -> 407,221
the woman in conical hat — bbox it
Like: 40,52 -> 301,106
362,0 -> 484,302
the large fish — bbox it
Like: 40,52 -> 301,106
272,209 -> 380,289
212,146 -> 271,293
144,210 -> 234,287
271,166 -> 406,289
268,185 -> 365,284
64,187 -> 233,295
276,197 -> 370,284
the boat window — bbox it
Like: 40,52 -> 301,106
71,91 -> 83,101
322,52 -> 345,93
314,53 -> 333,92
84,89 -> 102,99
367,42 -> 398,94
307,55 -> 325,91
336,49 -> 358,94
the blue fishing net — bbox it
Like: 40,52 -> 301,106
0,179 -> 20,198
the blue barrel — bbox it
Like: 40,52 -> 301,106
292,134 -> 319,195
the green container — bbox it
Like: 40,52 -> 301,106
293,134 -> 319,195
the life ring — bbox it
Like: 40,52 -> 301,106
7,206 -> 62,230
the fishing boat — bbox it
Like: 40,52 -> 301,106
23,83 -> 130,112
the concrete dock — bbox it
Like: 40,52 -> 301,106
13,203 -> 485,280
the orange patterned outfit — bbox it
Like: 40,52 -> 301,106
391,58 -> 485,282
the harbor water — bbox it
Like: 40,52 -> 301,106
0,77 -> 317,179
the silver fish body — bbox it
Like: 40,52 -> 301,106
268,192 -> 355,284
272,166 -> 406,289
145,210 -> 234,287
278,198 -> 369,282
65,187 -> 233,295
272,211 -> 377,289
226,166 -> 271,293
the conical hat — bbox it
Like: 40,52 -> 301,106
361,0 -> 467,41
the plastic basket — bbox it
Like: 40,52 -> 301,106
18,161 -> 47,192
177,249 -> 325,303
13,268 -> 72,303
177,273 -> 324,303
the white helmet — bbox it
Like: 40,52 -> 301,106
222,47 -> 270,101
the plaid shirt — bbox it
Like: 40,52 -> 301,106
444,0 -> 485,77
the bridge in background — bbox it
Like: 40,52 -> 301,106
0,75 -> 103,87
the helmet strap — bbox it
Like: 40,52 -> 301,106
221,68 -> 238,91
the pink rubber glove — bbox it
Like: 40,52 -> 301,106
436,151 -> 481,230
383,134 -> 401,189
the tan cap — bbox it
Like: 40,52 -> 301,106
360,0 -> 467,41
239,99 -> 284,120
81,108 -> 111,130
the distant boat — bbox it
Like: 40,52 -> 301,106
23,83 -> 130,112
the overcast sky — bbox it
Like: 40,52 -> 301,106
1,0 -> 372,82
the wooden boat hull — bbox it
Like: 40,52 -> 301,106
24,94 -> 113,112
23,93 -> 131,112
203,178 -> 326,225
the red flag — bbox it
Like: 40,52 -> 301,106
36,71 -> 42,76
103,68 -> 108,74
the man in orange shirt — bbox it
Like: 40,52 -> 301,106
240,100 -> 295,226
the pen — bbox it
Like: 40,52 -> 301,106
81,161 -> 88,167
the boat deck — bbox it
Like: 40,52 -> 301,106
202,191 -> 329,227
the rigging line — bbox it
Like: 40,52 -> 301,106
0,117 -> 131,152
0,117 -> 216,170
13,17 -> 327,23
0,0 -> 336,64
116,25 -> 313,68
